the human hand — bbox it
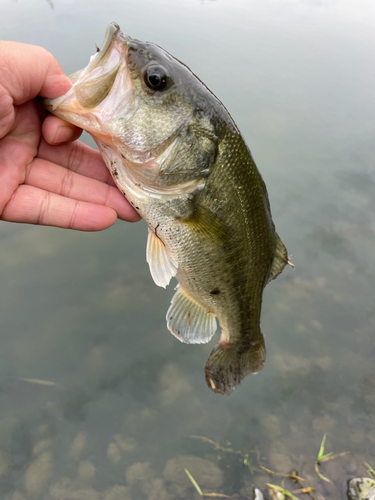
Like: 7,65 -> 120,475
0,41 -> 140,231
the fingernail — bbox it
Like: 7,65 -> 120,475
53,125 -> 73,144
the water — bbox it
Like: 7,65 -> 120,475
1,0 -> 375,498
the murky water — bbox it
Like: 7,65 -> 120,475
1,0 -> 375,498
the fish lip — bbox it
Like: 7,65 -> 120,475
43,23 -> 132,122
83,23 -> 130,77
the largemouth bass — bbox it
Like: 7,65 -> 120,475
44,23 -> 291,395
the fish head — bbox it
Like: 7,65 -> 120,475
44,23 -> 218,189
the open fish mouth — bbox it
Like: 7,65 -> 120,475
43,23 -> 133,137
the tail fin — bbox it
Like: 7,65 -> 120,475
204,333 -> 266,395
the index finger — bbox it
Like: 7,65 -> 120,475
0,41 -> 72,103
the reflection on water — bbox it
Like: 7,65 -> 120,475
1,0 -> 375,498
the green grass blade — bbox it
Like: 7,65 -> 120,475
320,452 -> 333,461
364,462 -> 375,478
267,483 -> 300,500
314,462 -> 331,483
316,469 -> 331,483
185,469 -> 203,496
316,434 -> 327,462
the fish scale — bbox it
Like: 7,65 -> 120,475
43,23 -> 290,395
196,126 -> 274,337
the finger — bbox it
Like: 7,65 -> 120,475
38,138 -> 114,184
0,42 -> 72,139
1,184 -> 120,231
0,42 -> 72,104
0,102 -> 41,215
25,157 -> 140,222
42,114 -> 83,144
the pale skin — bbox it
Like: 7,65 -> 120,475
0,41 -> 141,231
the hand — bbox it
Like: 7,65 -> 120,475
0,41 -> 140,231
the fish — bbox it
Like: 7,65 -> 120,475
44,23 -> 291,395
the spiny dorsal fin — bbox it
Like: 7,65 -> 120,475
146,228 -> 177,288
267,232 -> 291,284
166,285 -> 217,344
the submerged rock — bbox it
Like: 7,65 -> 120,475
69,432 -> 87,460
32,438 -> 52,457
24,451 -> 53,495
103,485 -> 132,500
268,485 -> 286,500
158,364 -> 192,406
164,455 -> 223,493
77,460 -> 96,486
114,434 -> 137,453
269,452 -> 292,472
347,477 -> 375,500
107,435 -> 137,464
107,442 -> 122,464
12,493 -> 26,500
254,487 -> 265,500
49,477 -> 100,500
147,478 -> 171,500
261,414 -> 282,440
125,462 -> 155,496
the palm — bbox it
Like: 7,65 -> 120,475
0,41 -> 139,230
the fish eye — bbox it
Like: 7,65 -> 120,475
145,65 -> 168,91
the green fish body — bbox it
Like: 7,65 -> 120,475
44,23 -> 290,394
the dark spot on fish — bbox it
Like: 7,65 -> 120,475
121,153 -> 126,159
188,310 -> 191,326
112,168 -> 118,176
210,289 -> 221,295
135,206 -> 140,210
95,44 -> 100,53
130,201 -> 134,206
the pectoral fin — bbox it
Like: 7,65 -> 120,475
146,228 -> 177,288
182,204 -> 232,245
166,286 -> 217,344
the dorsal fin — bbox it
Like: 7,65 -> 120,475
267,233 -> 291,284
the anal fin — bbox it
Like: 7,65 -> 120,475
146,228 -> 177,288
166,286 -> 217,344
